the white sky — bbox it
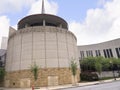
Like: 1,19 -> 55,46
0,0 -> 120,48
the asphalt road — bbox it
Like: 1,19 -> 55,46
62,81 -> 120,90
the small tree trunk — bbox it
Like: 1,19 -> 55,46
74,75 -> 75,85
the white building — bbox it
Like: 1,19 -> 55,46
78,38 -> 120,60
5,9 -> 80,88
1,37 -> 8,50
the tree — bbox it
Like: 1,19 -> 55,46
101,58 -> 110,71
70,60 -> 78,85
0,67 -> 5,85
31,62 -> 39,81
95,62 -> 102,79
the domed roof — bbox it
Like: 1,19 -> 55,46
18,14 -> 68,30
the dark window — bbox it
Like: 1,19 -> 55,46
90,51 -> 93,57
86,51 -> 89,57
115,48 -> 120,58
95,50 -> 101,57
80,51 -> 84,60
98,50 -> 101,56
109,49 -> 113,57
86,50 -> 93,57
0,61 -> 2,67
103,49 -> 107,58
95,50 -> 98,56
106,49 -> 110,58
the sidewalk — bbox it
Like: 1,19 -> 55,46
1,78 -> 120,90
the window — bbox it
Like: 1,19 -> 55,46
103,49 -> 113,58
86,51 -> 89,57
103,49 -> 107,58
106,49 -> 110,58
109,49 -> 113,57
90,50 -> 93,57
95,50 -> 101,57
86,50 -> 93,57
115,48 -> 120,58
80,51 -> 84,60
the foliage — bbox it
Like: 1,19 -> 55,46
80,57 -> 120,72
80,57 -> 96,72
0,67 -> 5,81
80,57 -> 120,80
94,57 -> 102,75
31,62 -> 39,81
101,58 -> 110,71
80,72 -> 98,81
95,62 -> 102,75
70,60 -> 78,76
70,59 -> 78,85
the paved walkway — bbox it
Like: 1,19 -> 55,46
1,78 -> 120,90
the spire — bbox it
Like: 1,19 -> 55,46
41,0 -> 45,14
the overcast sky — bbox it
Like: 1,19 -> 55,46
0,0 -> 120,47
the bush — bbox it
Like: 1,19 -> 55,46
80,72 -> 99,81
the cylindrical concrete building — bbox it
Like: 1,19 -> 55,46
5,14 -> 80,88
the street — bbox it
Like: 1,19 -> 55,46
63,81 -> 120,90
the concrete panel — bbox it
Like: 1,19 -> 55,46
46,59 -> 58,67
59,59 -> 69,67
58,42 -> 67,50
33,50 -> 45,59
21,61 -> 32,69
46,41 -> 57,50
57,33 -> 66,42
58,51 -> 68,58
33,42 -> 45,50
67,34 -> 73,44
46,32 -> 56,41
32,59 -> 45,68
11,62 -> 20,71
46,50 -> 57,58
33,32 -> 44,41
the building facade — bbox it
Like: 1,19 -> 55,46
0,49 -> 6,68
5,14 -> 80,88
78,38 -> 120,60
1,37 -> 8,50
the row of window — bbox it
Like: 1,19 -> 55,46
80,50 -> 101,59
115,48 -> 120,58
103,49 -> 113,58
80,47 -> 120,60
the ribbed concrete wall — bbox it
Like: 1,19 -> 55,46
6,26 -> 78,71
78,38 -> 120,59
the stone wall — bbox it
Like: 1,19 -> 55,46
5,68 -> 80,88
0,81 -> 4,87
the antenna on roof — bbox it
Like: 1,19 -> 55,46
41,0 -> 45,14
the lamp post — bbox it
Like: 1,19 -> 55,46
110,60 -> 116,80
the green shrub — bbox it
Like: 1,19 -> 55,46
80,72 -> 99,81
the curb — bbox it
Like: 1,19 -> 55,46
0,79 -> 120,90
53,79 -> 120,90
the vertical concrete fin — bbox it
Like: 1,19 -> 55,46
9,26 -> 16,37
41,0 -> 45,14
